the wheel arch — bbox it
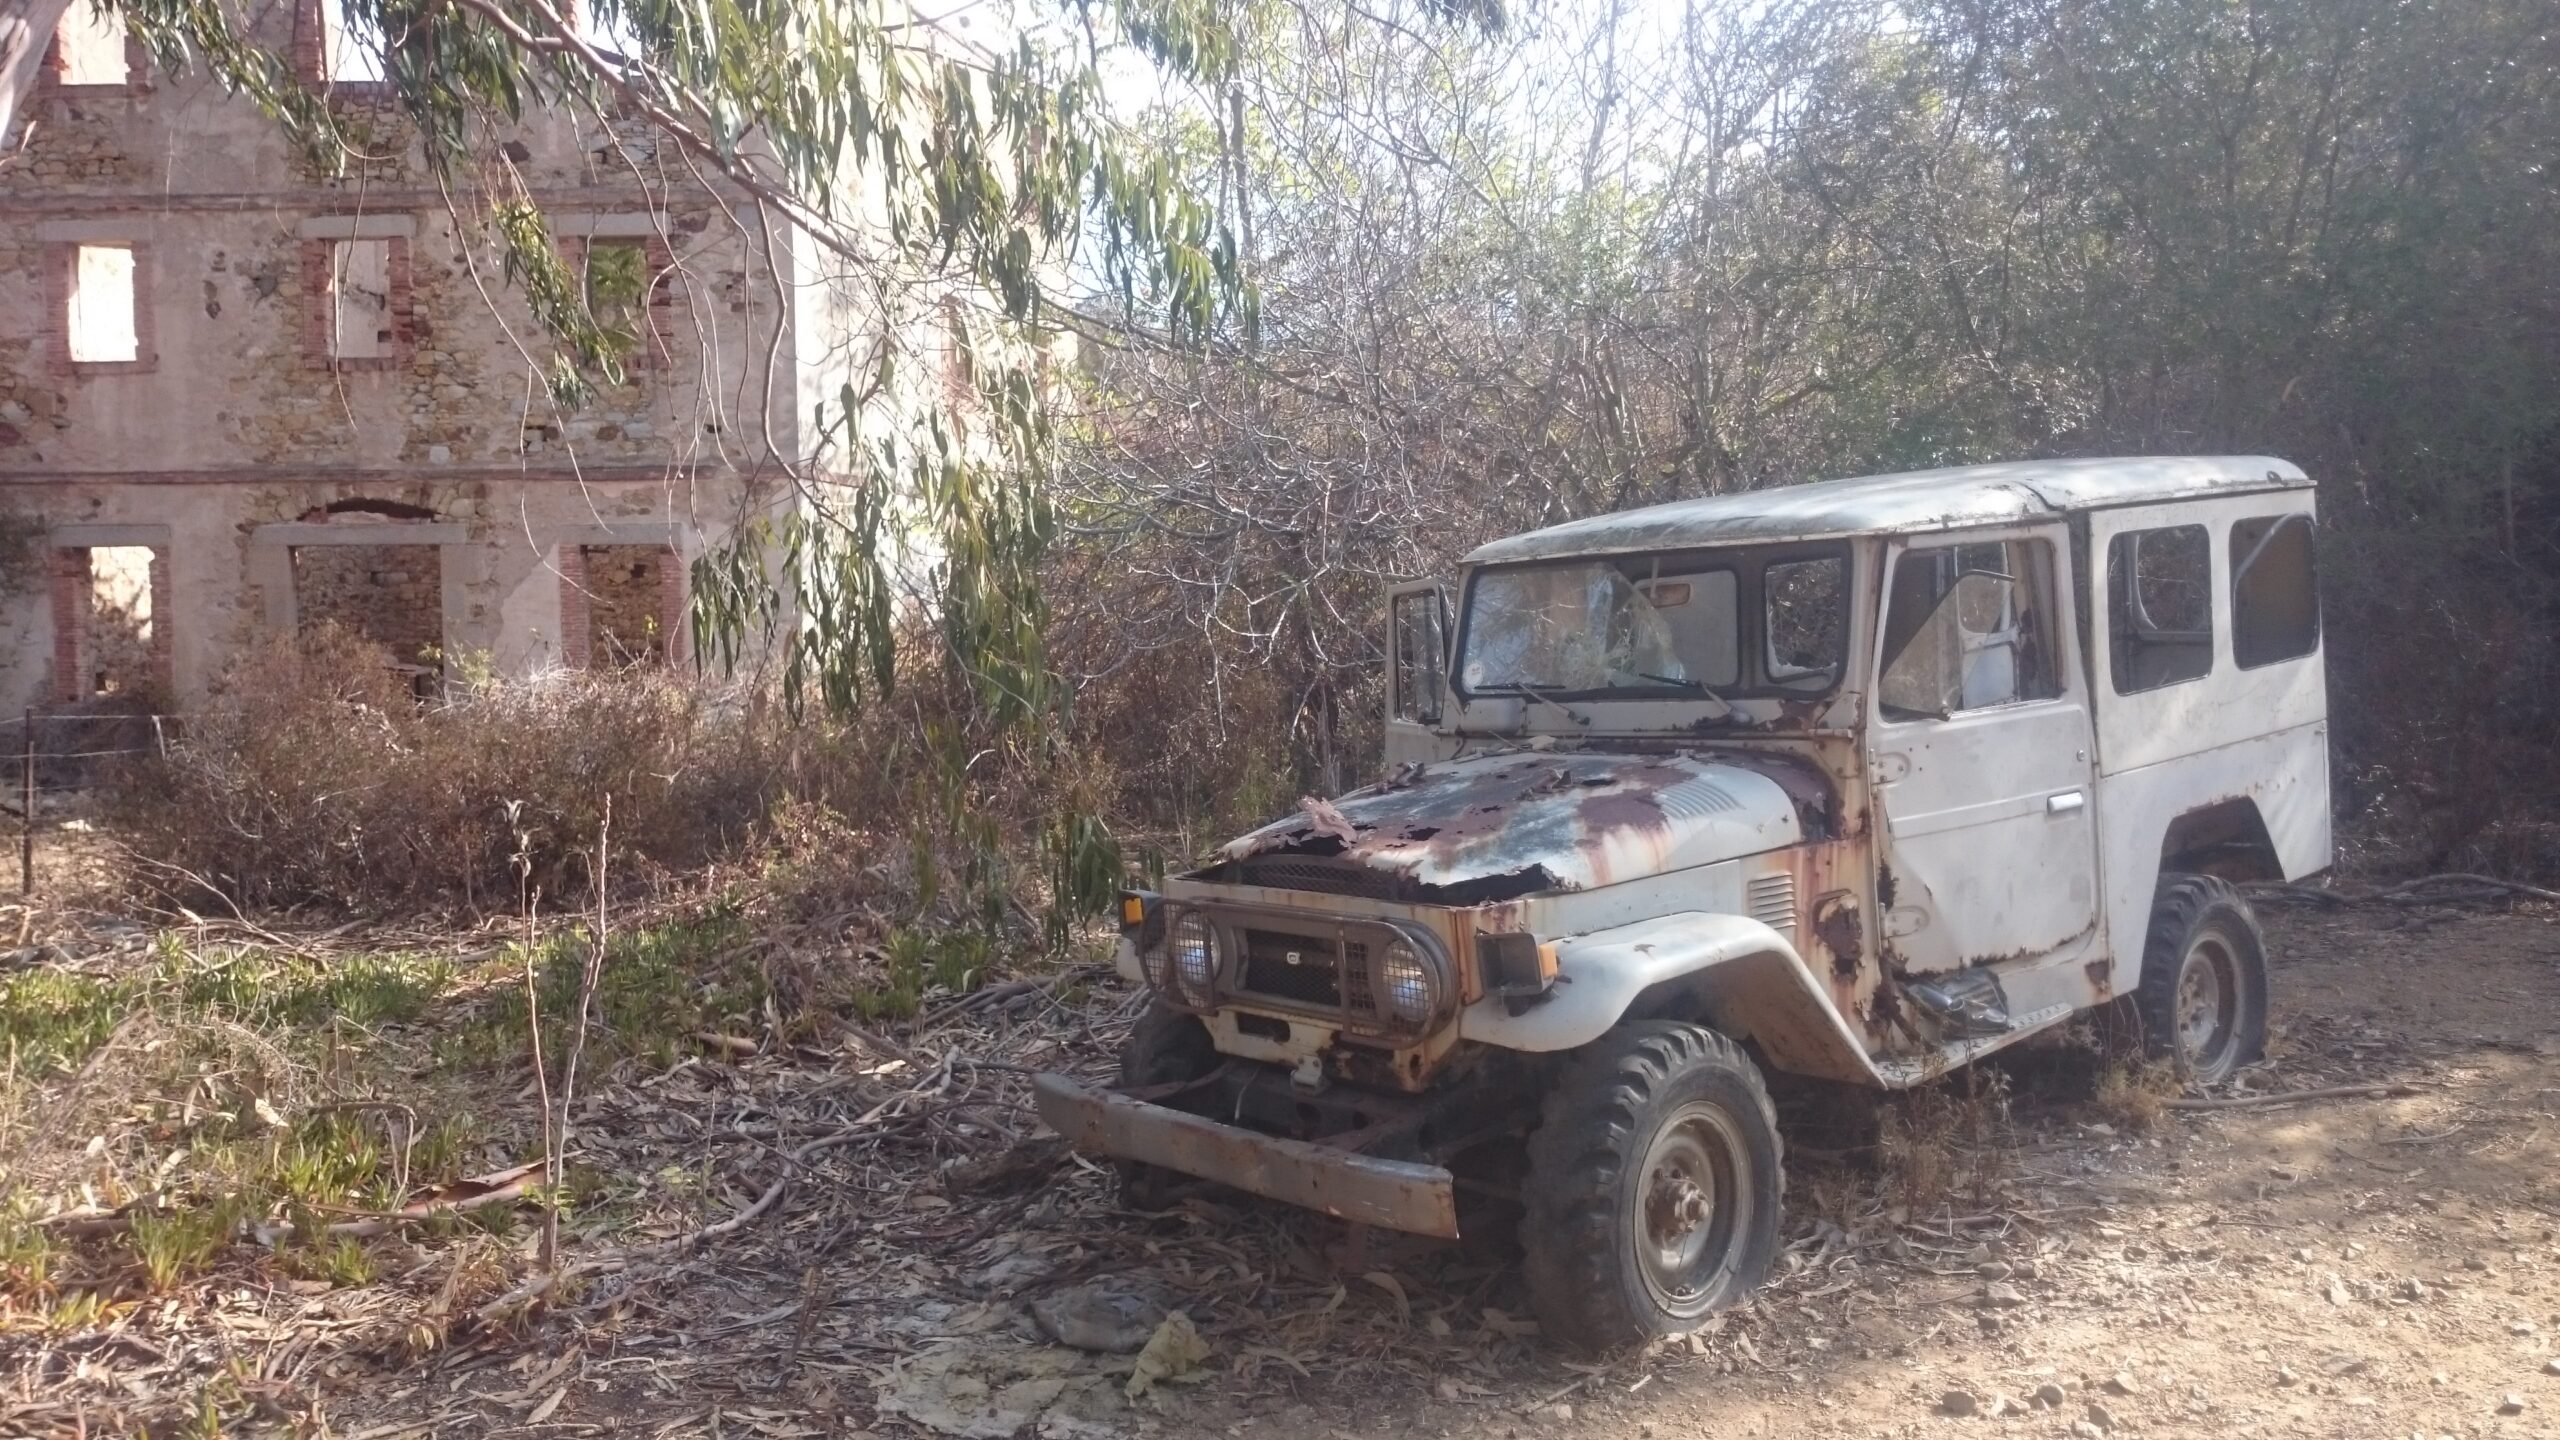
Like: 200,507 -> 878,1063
2157,796 -> 2284,883
1457,913 -> 1880,1086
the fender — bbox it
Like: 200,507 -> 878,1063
1457,912 -> 1882,1085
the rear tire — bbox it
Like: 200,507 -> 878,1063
1113,1002 -> 1219,1210
2133,873 -> 2268,1085
1520,1022 -> 1784,1351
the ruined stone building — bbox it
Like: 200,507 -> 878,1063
0,0 -> 886,709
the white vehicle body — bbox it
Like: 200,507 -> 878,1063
1042,456 -> 2329,1245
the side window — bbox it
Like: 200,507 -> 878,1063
1390,589 -> 1445,724
2108,525 -> 2212,692
1763,554 -> 1846,693
1877,539 -> 2061,720
2230,514 -> 2318,667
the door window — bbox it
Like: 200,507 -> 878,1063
2107,524 -> 2213,692
2229,513 -> 2318,667
1391,589 -> 1445,724
1877,539 -> 2061,720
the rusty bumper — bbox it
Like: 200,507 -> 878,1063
1031,1073 -> 1460,1238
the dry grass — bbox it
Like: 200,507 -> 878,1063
2088,1059 -> 2183,1134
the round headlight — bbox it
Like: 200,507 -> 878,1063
1169,910 -> 1219,1003
1379,937 -> 1439,1025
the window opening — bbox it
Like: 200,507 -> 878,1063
56,2 -> 129,85
581,240 -> 656,368
68,245 -> 139,363
580,544 -> 674,666
329,239 -> 394,359
2107,524 -> 2213,692
1877,538 -> 2061,720
318,0 -> 386,85
292,544 -> 444,697
2229,514 -> 2318,668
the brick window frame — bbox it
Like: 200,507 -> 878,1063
301,234 -> 415,371
291,0 -> 394,100
49,545 -> 175,702
44,241 -> 156,375
41,8 -> 148,95
558,233 -> 678,372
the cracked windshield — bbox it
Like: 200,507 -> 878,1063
1459,549 -> 1846,697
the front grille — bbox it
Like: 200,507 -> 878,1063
1239,929 -> 1362,1008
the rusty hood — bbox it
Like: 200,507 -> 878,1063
1218,750 -> 1807,894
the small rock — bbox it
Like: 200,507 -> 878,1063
2498,1394 -> 2526,1416
1029,1281 -> 1168,1354
1977,1261 -> 2013,1281
2012,1258 -> 2040,1280
1979,1282 -> 2028,1308
2104,1373 -> 2139,1396
1940,1389 -> 1980,1417
2034,1382 -> 2069,1408
2275,1365 -> 2299,1387
2071,1423 -> 2106,1440
2400,1277 -> 2428,1300
2544,1358 -> 2560,1377
2465,1256 -> 2490,1271
2296,1247 -> 2318,1263
1547,1403 -> 1574,1423
2085,1401 -> 2119,1432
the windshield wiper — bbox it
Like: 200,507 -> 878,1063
1627,671 -> 1739,718
1498,683 -> 1589,729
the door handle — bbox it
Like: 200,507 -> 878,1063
2047,791 -> 2087,814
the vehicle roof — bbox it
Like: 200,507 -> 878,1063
1463,455 -> 2310,565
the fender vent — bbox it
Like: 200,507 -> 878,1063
1747,872 -> 1797,937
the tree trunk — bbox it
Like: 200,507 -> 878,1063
2,0 -> 75,147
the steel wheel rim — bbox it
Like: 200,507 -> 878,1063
1631,1099 -> 1750,1318
2175,936 -> 2239,1075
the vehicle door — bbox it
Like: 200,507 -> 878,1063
1868,525 -> 2100,974
1384,581 -> 1454,767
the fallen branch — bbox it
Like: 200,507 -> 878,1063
2166,1082 -> 2431,1111
2246,872 -> 2560,906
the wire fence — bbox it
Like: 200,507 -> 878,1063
6,705 -> 183,897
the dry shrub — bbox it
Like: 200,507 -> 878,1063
2089,1060 -> 2181,1135
108,627 -> 797,913
1874,1069 -> 2012,1214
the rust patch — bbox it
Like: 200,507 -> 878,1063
1813,891 -> 1865,979
2084,955 -> 2113,1000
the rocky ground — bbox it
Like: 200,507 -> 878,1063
5,892 -> 2556,1438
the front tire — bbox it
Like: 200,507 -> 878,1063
1114,1002 -> 1219,1210
2134,873 -> 2269,1085
1520,1022 -> 1784,1350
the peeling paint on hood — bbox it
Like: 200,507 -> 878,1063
1219,750 -> 1807,893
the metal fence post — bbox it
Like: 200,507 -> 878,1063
18,706 -> 31,897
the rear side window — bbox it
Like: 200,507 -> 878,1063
2108,525 -> 2212,693
2230,514 -> 2319,667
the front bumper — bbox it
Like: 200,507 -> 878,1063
1032,1073 -> 1460,1238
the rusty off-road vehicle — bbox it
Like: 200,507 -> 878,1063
1035,457 -> 2332,1346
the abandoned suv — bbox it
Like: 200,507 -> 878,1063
1035,456 -> 2330,1347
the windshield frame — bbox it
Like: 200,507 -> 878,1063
1449,539 -> 1856,704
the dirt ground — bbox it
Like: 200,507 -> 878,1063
9,896 -> 2558,1438
303,900 -> 2560,1440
